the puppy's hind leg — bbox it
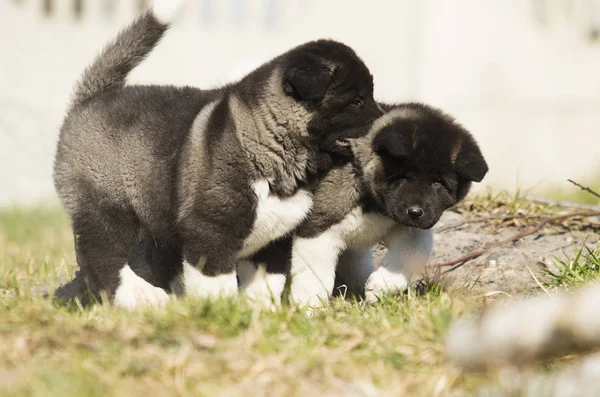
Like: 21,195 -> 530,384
333,248 -> 375,300
73,205 -> 169,310
53,267 -> 100,307
53,232 -> 102,306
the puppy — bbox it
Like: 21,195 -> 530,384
238,103 -> 488,308
52,0 -> 382,309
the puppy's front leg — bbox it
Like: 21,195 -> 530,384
289,233 -> 344,309
365,226 -> 433,303
177,179 -> 260,299
181,253 -> 239,299
178,220 -> 242,299
238,237 -> 292,310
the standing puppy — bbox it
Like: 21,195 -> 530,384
239,103 -> 488,308
53,0 -> 382,309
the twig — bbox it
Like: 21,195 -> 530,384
568,179 -> 600,199
436,213 -> 558,233
430,211 -> 600,268
436,215 -> 512,233
474,290 -> 512,299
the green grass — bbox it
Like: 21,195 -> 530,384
0,203 -> 597,396
543,243 -> 600,290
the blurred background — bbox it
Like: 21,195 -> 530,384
1,0 -> 599,207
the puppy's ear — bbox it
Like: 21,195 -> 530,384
283,59 -> 332,101
453,138 -> 488,182
373,125 -> 411,159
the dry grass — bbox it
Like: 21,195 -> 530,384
0,199 -> 597,396
454,190 -> 598,233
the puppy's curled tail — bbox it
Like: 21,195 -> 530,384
69,0 -> 186,108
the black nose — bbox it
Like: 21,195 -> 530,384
407,206 -> 424,219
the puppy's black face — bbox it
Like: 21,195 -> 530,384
281,40 -> 383,160
364,104 -> 488,229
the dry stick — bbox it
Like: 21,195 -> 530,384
437,213 -> 554,233
436,215 -> 512,233
568,179 -> 600,199
429,211 -> 600,268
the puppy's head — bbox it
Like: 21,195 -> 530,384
279,40 -> 383,158
357,103 -> 488,229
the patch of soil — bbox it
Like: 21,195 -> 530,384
374,210 -> 600,297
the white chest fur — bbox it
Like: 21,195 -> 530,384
239,179 -> 313,258
289,206 -> 395,308
330,206 -> 396,248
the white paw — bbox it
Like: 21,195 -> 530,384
288,235 -> 340,310
290,291 -> 329,310
289,270 -> 331,310
241,267 -> 285,311
238,261 -> 285,311
114,265 -> 170,310
364,267 -> 409,304
152,0 -> 186,24
182,262 -> 238,299
245,294 -> 280,312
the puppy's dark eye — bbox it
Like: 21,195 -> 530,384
351,96 -> 364,107
432,176 -> 451,190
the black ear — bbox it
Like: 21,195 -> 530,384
283,59 -> 332,101
373,124 -> 411,159
454,138 -> 488,182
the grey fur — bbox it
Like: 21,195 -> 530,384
294,162 -> 361,238
71,13 -> 168,108
52,8 -> 382,305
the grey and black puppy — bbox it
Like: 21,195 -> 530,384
238,102 -> 488,308
52,0 -> 382,309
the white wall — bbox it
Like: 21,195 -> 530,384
1,0 -> 599,206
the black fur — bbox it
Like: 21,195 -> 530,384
52,10 -> 381,304
364,102 -> 488,230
